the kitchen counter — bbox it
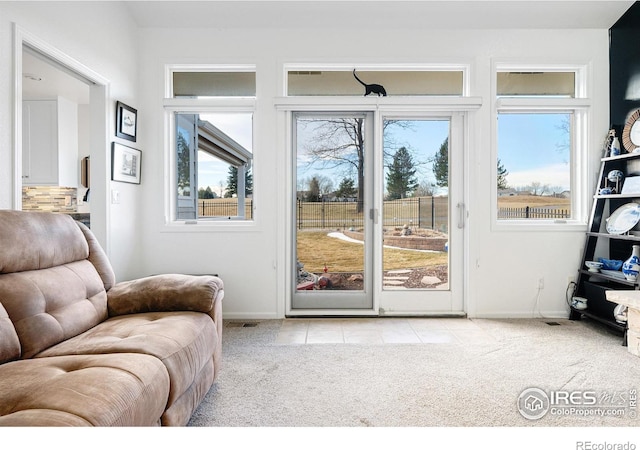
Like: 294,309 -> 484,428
66,213 -> 90,228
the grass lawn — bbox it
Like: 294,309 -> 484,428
297,231 -> 448,273
497,194 -> 570,210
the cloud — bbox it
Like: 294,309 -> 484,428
506,163 -> 570,190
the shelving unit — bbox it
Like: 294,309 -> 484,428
570,151 -> 640,337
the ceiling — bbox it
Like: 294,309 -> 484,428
124,0 -> 635,30
21,0 -> 636,105
22,49 -> 90,105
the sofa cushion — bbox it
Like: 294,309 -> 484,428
0,353 -> 170,426
107,274 -> 223,316
0,260 -> 109,358
0,302 -> 20,364
35,311 -> 218,409
76,221 -> 116,291
0,210 -> 88,273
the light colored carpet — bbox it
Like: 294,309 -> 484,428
188,318 -> 639,428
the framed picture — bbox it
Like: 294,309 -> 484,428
111,142 -> 141,184
115,101 -> 137,142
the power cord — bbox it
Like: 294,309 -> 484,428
566,280 -> 578,308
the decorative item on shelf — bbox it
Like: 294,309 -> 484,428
598,257 -> 623,271
610,129 -> 622,156
603,129 -> 615,157
585,261 -> 603,272
622,244 -> 640,282
606,203 -> 640,234
571,296 -> 588,310
614,304 -> 628,324
607,169 -> 624,193
599,187 -> 613,195
622,108 -> 640,153
622,176 -> 640,195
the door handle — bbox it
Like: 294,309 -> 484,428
457,202 -> 466,229
369,208 -> 378,224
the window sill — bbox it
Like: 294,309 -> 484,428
161,220 -> 260,233
491,219 -> 587,233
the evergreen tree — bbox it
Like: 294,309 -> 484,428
177,133 -> 192,195
386,147 -> 418,200
497,158 -> 509,189
335,177 -> 357,199
198,186 -> 215,199
433,137 -> 448,188
225,165 -> 253,198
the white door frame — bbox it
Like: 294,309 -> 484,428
276,97 -> 480,317
376,111 -> 466,316
12,24 -> 111,251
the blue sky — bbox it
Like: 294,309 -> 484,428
497,113 -> 570,191
197,113 -> 252,196
296,118 -> 450,196
195,112 -> 571,196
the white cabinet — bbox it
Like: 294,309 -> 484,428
22,98 -> 78,187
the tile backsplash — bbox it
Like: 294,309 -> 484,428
22,186 -> 77,212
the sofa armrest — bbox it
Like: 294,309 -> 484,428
107,274 -> 223,318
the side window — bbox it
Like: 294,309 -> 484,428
166,67 -> 255,222
494,68 -> 587,225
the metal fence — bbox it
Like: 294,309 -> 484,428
296,197 -> 449,231
497,206 -> 570,219
198,199 -> 253,219
197,198 -> 568,224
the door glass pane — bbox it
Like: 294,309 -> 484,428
382,119 -> 450,290
295,115 -> 367,292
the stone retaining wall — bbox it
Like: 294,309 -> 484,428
342,230 -> 447,251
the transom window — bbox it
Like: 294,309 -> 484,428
287,68 -> 465,96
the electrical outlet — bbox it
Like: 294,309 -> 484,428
537,277 -> 544,289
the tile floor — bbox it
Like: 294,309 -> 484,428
274,317 -> 498,345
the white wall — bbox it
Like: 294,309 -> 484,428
137,25 -> 609,319
0,1 -> 142,281
0,2 -> 610,319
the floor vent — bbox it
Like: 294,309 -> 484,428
227,322 -> 259,328
545,321 -> 561,326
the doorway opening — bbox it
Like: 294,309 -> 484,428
290,111 -> 465,315
14,26 -> 110,250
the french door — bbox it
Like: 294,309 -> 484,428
290,110 -> 465,315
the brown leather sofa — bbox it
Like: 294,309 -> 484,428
0,210 -> 224,426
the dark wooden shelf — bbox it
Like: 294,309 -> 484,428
578,269 -> 637,286
575,150 -> 639,340
602,152 -> 640,162
586,232 -> 640,242
593,193 -> 640,199
569,306 -> 626,336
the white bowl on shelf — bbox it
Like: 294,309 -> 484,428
571,297 -> 588,310
585,261 -> 603,272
